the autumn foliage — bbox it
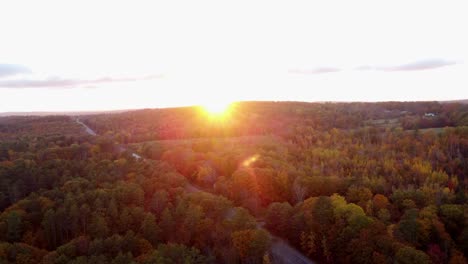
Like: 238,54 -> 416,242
0,101 -> 467,263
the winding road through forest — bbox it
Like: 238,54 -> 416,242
74,117 -> 316,264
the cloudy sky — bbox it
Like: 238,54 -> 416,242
0,0 -> 467,112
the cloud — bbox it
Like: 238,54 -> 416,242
289,67 -> 342,75
357,59 -> 458,72
0,74 -> 162,88
354,65 -> 375,71
0,64 -> 32,77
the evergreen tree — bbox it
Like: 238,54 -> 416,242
140,213 -> 160,246
6,211 -> 22,242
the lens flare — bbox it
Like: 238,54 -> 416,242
242,154 -> 260,167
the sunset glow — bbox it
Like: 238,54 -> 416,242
1,1 -> 468,263
201,101 -> 233,119
0,1 -> 467,112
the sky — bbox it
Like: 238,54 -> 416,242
0,0 -> 467,112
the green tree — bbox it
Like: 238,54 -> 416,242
440,204 -> 464,237
398,209 -> 421,245
42,209 -> 57,249
69,204 -> 80,237
159,208 -> 174,241
152,243 -> 211,264
140,213 -> 160,245
149,190 -> 168,215
265,202 -> 293,236
6,211 -> 22,242
112,252 -> 134,264
79,204 -> 91,234
108,198 -> 118,220
313,196 -> 334,227
89,214 -> 109,239
118,208 -> 132,233
227,207 -> 257,231
232,229 -> 271,263
396,246 -> 430,264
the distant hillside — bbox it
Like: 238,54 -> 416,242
440,99 -> 468,104
2,99 -> 467,116
0,109 -> 133,117
76,101 -> 468,144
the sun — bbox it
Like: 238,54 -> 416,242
201,101 -> 233,119
204,102 -> 229,115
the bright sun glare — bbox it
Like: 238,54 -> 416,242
201,101 -> 233,118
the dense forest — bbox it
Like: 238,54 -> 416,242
0,101 -> 467,264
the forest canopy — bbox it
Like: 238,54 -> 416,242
0,101 -> 467,264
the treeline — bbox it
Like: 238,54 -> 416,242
81,101 -> 468,143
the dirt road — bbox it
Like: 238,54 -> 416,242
76,119 -> 97,136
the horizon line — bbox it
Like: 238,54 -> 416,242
1,99 -> 467,116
